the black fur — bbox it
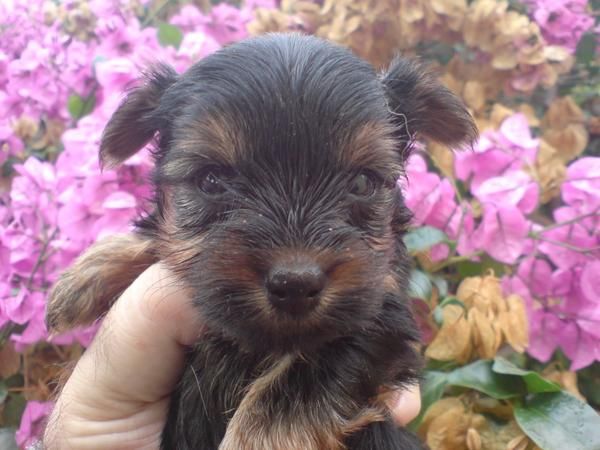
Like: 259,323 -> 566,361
161,296 -> 421,449
98,33 -> 476,449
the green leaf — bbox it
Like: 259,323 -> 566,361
430,275 -> 448,298
455,260 -> 482,277
432,297 -> 466,327
576,33 -> 597,65
403,226 -> 447,254
514,392 -> 600,450
438,296 -> 466,310
157,22 -> 183,49
447,360 -> 524,399
492,357 -> 561,394
578,363 -> 600,408
68,93 -> 96,120
409,370 -> 448,430
426,359 -> 460,371
456,255 -> 506,277
408,269 -> 432,300
2,394 -> 26,428
3,374 -> 23,389
0,428 -> 18,450
0,380 -> 7,404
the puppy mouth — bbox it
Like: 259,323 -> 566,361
181,240 -> 388,347
192,265 -> 385,350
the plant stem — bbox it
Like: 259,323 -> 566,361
142,0 -> 173,26
535,208 -> 599,234
534,236 -> 600,254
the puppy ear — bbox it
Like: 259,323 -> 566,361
380,57 -> 478,156
100,63 -> 178,168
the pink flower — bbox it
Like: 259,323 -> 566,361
405,154 -> 428,173
0,121 -> 24,164
517,257 -> 554,299
203,3 -> 254,44
172,2 -> 257,46
171,4 -> 210,33
560,324 -> 600,371
1,288 -> 36,325
527,0 -> 595,53
455,114 -> 538,190
0,231 -> 10,281
245,0 -> 278,8
527,309 -> 566,362
403,170 -> 443,224
580,261 -> 600,303
15,400 -> 53,449
504,259 -> 600,370
0,282 -> 12,329
57,116 -> 104,176
456,210 -> 477,256
509,65 -> 545,93
177,32 -> 221,65
562,157 -> 600,213
474,205 -> 530,264
51,322 -> 100,348
455,133 -> 515,188
56,173 -> 137,244
9,292 -> 48,351
95,58 -> 138,92
538,206 -> 598,269
473,171 -> 539,214
422,180 -> 458,231
499,113 -> 538,150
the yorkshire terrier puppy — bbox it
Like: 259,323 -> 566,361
46,33 -> 476,449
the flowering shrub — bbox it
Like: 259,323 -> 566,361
0,0 -> 598,448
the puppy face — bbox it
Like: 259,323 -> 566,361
100,34 -> 476,351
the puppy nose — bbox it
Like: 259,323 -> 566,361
266,261 -> 326,315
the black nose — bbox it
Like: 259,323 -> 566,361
266,260 -> 326,315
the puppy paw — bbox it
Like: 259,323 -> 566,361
46,233 -> 157,332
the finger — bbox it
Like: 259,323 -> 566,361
58,263 -> 202,417
387,384 -> 421,426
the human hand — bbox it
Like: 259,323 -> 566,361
43,263 -> 202,449
43,264 -> 421,449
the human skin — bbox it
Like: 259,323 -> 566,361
43,264 -> 421,449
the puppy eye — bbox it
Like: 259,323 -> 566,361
350,173 -> 377,197
197,166 -> 234,196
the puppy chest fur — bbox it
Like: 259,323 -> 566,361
47,33 -> 477,449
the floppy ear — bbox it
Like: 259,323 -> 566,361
380,57 -> 478,157
99,63 -> 178,168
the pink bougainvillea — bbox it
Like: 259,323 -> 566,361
525,0 -> 595,53
15,401 -> 53,448
405,112 -> 599,369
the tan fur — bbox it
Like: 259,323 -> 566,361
220,354 -> 346,450
339,122 -> 401,177
364,230 -> 395,255
198,115 -> 240,165
383,273 -> 400,293
45,234 -> 157,332
159,234 -> 206,271
327,256 -> 376,292
219,353 -> 390,450
341,407 -> 386,436
162,115 -> 241,181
